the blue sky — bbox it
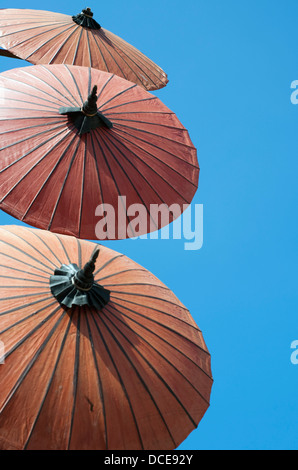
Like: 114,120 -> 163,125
1,0 -> 298,450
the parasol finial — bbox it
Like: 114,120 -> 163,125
73,248 -> 100,290
59,84 -> 113,135
72,7 -> 101,29
82,85 -> 98,117
82,7 -> 93,17
50,247 -> 110,309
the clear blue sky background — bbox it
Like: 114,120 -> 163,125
0,0 -> 298,450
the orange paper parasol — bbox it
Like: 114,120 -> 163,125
0,64 -> 199,240
0,7 -> 168,91
0,225 -> 212,450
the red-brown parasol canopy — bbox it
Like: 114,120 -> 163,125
0,64 -> 199,240
0,225 -> 213,450
0,7 -> 168,91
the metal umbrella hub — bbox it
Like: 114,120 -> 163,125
59,84 -> 113,135
50,248 -> 111,309
72,7 -> 101,30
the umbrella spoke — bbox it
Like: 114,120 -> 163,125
112,122 -> 197,151
0,228 -> 59,270
24,313 -> 74,450
105,29 -> 167,77
100,32 -> 163,89
48,139 -> 81,231
84,311 -> 108,449
92,31 -> 136,83
100,311 -> 194,441
52,233 -> 72,264
109,297 -> 201,339
0,124 -> 68,153
25,228 -> 68,268
0,118 -> 66,130
102,96 -> 157,113
0,299 -> 58,334
85,29 -> 93,68
64,64 -> 84,103
101,129 -> 170,202
90,310 -> 144,450
111,124 -> 197,164
99,83 -> 138,109
96,73 -> 115,101
97,267 -> 146,282
104,305 -> 212,403
107,130 -> 197,197
109,116 -> 188,132
93,254 -> 125,277
0,101 -> 59,113
0,236 -> 54,274
92,131 -> 135,238
0,292 -> 53,305
0,79 -> 64,109
111,290 -> 193,313
89,31 -> 120,75
0,295 -> 55,320
72,27 -> 84,67
0,274 -> 48,284
106,302 -> 212,379
101,130 -> 190,207
16,133 -> 78,224
40,65 -> 82,107
46,25 -> 81,66
22,67 -> 80,108
0,304 -> 65,383
109,296 -> 204,343
94,130 -> 159,231
88,133 -> 109,234
23,24 -> 79,61
76,239 -> 82,269
77,143 -> 86,238
0,249 -> 52,276
67,308 -> 80,449
0,128 -> 75,212
100,311 -> 178,448
0,263 -> 49,281
0,21 -> 70,40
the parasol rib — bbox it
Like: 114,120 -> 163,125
23,314 -> 74,450
90,310 -> 145,450
103,307 -> 211,405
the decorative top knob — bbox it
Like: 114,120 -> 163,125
82,85 -> 98,117
59,85 -> 113,136
81,7 -> 94,18
50,248 -> 110,310
72,7 -> 101,29
72,249 -> 99,291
